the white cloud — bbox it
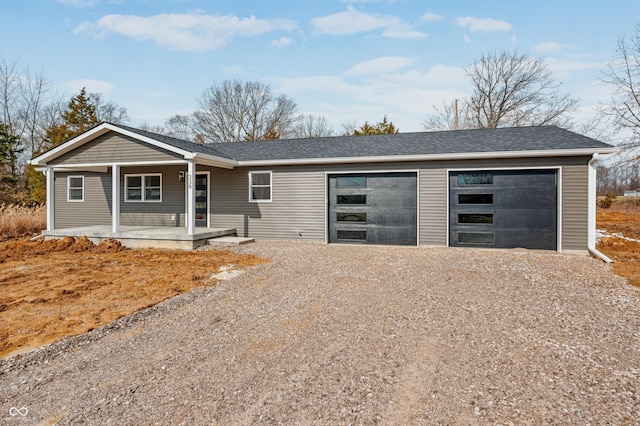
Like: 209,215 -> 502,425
75,12 -> 297,52
57,0 -> 100,7
311,6 -> 426,39
535,41 -> 575,53
276,63 -> 470,132
463,35 -> 471,44
272,36 -> 294,48
421,11 -> 445,22
456,16 -> 513,32
544,57 -> 602,79
345,56 -> 415,76
63,79 -> 115,94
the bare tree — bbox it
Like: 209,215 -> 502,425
293,114 -> 334,138
0,57 -> 61,160
164,114 -> 198,141
601,23 -> 640,150
423,100 -> 473,131
425,51 -> 579,130
179,80 -> 300,143
466,51 -> 578,128
88,92 -> 130,124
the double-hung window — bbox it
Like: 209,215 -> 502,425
249,171 -> 272,202
67,176 -> 84,202
125,174 -> 162,202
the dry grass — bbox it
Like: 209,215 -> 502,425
0,204 -> 46,241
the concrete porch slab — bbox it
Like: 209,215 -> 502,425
42,225 -> 237,250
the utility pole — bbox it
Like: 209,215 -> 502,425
454,98 -> 459,130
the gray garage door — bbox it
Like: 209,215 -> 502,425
449,170 -> 557,250
328,172 -> 417,246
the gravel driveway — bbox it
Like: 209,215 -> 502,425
1,241 -> 639,425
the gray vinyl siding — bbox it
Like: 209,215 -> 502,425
54,165 -> 189,229
209,156 -> 591,250
420,168 -> 447,246
50,131 -> 182,165
120,166 -> 186,227
211,166 -> 326,241
561,164 -> 589,251
54,172 -> 112,228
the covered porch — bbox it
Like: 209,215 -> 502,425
41,225 -> 239,250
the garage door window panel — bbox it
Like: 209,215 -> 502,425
459,193 -> 493,204
458,213 -> 494,224
458,232 -> 495,245
337,212 -> 367,222
337,230 -> 367,241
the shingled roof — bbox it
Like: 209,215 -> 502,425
120,124 -> 616,162
31,123 -> 617,168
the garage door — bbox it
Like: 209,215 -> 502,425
328,172 -> 417,246
449,170 -> 557,250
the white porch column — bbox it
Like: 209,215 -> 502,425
112,164 -> 120,233
45,166 -> 54,231
186,160 -> 195,235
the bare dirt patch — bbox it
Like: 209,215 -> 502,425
597,198 -> 640,287
0,237 -> 267,358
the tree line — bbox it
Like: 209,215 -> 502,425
2,23 -> 640,203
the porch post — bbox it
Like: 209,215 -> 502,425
45,166 -> 54,231
187,160 -> 195,235
112,164 -> 120,233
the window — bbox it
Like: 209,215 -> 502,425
67,176 -> 84,202
457,173 -> 494,186
337,194 -> 367,204
336,176 -> 366,188
458,213 -> 494,224
337,230 -> 367,240
458,232 -> 495,245
249,171 -> 272,202
125,174 -> 162,202
337,212 -> 367,222
459,193 -> 493,204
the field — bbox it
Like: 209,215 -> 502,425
0,198 -> 638,359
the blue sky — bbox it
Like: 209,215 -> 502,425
2,0 -> 639,133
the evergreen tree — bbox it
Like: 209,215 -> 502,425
351,115 -> 399,136
0,122 -> 23,203
42,87 -> 99,150
0,122 -> 22,179
26,88 -> 100,203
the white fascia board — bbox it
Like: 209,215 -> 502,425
30,123 -> 196,166
189,152 -> 237,169
236,147 -> 620,167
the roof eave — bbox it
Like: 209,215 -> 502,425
236,147 -> 620,167
189,152 -> 238,169
30,123 -> 197,166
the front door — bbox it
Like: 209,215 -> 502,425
195,173 -> 208,228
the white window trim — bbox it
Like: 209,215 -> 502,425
124,173 -> 163,202
249,170 -> 272,203
67,175 -> 84,202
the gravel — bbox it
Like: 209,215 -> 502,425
1,241 -> 639,425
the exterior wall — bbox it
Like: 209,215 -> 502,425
561,164 -> 589,251
54,172 -> 112,228
210,156 -> 591,251
50,131 -> 182,165
53,153 -> 592,251
211,166 -> 326,240
54,165 -> 189,229
120,165 -> 186,227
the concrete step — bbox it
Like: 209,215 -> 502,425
207,236 -> 255,246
